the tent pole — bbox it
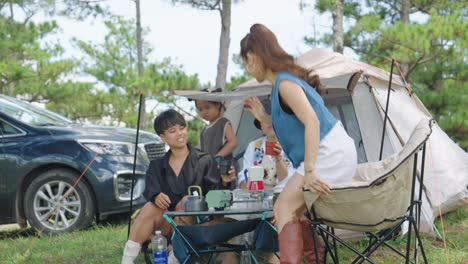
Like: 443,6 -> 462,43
379,59 -> 395,161
127,93 -> 143,238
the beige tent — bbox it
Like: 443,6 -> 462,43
175,48 -> 468,235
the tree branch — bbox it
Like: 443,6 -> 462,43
384,0 -> 399,12
171,102 -> 204,122
410,0 -> 433,14
405,55 -> 425,78
187,0 -> 221,10
80,0 -> 109,3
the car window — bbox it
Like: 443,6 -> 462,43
0,96 -> 72,127
0,119 -> 24,137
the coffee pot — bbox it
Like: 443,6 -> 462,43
184,185 -> 208,212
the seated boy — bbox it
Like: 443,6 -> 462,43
122,109 -> 235,264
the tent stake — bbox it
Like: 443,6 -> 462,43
379,59 -> 395,161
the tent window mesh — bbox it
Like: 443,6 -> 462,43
325,93 -> 367,163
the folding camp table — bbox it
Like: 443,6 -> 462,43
163,207 -> 277,264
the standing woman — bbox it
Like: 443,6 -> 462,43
241,24 -> 357,263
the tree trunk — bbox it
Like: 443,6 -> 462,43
399,0 -> 410,77
8,81 -> 14,96
9,1 -> 14,19
400,0 -> 410,23
215,0 -> 231,91
332,0 -> 344,54
135,0 -> 147,129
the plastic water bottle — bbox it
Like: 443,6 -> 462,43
152,230 -> 168,264
262,191 -> 270,209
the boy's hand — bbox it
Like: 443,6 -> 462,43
154,192 -> 171,210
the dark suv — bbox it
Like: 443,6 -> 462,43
0,95 -> 166,234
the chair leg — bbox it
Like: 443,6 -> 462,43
301,219 -> 325,264
329,227 -> 339,264
278,217 -> 303,264
411,219 -> 429,264
142,240 -> 152,264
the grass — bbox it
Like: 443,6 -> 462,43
0,208 -> 466,264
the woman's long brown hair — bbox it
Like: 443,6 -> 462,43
240,24 -> 325,95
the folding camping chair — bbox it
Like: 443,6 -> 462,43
303,118 -> 433,264
163,207 -> 278,264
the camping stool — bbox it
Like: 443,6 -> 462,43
303,118 -> 433,264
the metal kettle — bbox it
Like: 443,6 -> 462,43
184,185 -> 208,212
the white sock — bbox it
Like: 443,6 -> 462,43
121,240 -> 141,264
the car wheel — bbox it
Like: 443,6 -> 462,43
24,168 -> 95,234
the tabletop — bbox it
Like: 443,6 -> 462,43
164,207 -> 273,217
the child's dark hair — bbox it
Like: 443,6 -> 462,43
194,88 -> 225,112
195,100 -> 224,112
153,109 -> 186,135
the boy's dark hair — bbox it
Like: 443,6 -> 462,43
153,109 -> 186,135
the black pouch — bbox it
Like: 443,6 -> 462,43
253,218 -> 278,252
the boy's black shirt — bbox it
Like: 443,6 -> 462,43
143,144 -> 222,211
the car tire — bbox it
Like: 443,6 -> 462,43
24,168 -> 95,234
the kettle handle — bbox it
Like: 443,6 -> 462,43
187,185 -> 203,196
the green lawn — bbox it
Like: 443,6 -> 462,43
0,208 -> 466,264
